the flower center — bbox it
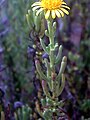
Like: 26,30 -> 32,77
41,0 -> 62,10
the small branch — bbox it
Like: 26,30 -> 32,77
56,74 -> 65,97
56,56 -> 67,81
42,80 -> 51,98
35,60 -> 49,81
40,38 -> 49,54
55,45 -> 62,64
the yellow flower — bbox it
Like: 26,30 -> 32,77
31,0 -> 70,19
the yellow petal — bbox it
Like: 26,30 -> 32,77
61,5 -> 70,10
45,10 -> 50,19
55,10 -> 61,18
32,6 -> 41,11
36,8 -> 44,16
62,2 -> 67,5
31,2 -> 41,7
60,8 -> 69,15
58,9 -> 64,17
51,10 -> 56,19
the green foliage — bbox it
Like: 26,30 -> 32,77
68,37 -> 90,72
1,0 -> 35,96
80,38 -> 90,69
0,105 -> 32,120
14,105 -> 32,120
80,99 -> 90,112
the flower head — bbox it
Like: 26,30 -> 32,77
31,0 -> 70,19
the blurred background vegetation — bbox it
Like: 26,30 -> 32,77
0,0 -> 90,119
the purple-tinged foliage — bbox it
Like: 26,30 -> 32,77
42,53 -> 49,59
14,101 -> 23,109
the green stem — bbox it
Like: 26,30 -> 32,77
47,20 -> 55,71
44,58 -> 51,78
47,19 -> 56,98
